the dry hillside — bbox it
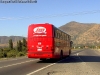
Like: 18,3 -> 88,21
59,21 -> 100,46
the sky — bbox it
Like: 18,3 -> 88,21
0,0 -> 100,37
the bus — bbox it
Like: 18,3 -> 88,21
27,23 -> 73,61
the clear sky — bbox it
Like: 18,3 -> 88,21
0,0 -> 100,37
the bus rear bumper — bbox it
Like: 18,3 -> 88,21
28,54 -> 53,58
27,52 -> 59,59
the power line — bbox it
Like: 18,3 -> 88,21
0,10 -> 100,20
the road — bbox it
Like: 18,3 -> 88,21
0,49 -> 100,75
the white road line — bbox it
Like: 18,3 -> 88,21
0,59 -> 38,69
77,53 -> 86,64
77,53 -> 83,62
26,63 -> 56,75
26,58 -> 67,75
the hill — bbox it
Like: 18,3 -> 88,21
59,21 -> 100,46
0,36 -> 26,47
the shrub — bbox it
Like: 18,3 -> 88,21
7,50 -> 17,58
0,52 -> 4,58
17,52 -> 25,57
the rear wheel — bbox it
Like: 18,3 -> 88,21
68,50 -> 71,57
60,50 -> 63,59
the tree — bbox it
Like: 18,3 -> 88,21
9,39 -> 13,50
0,48 -> 4,58
17,40 -> 22,52
22,38 -> 27,55
17,41 -> 19,51
22,38 -> 27,47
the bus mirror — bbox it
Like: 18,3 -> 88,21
70,41 -> 73,47
70,41 -> 73,44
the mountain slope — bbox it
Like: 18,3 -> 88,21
59,21 -> 100,46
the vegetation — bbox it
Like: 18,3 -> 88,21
9,39 -> 13,50
0,38 -> 27,59
72,44 -> 100,50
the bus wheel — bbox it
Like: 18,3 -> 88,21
68,50 -> 71,57
60,50 -> 63,59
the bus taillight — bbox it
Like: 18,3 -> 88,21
46,45 -> 49,49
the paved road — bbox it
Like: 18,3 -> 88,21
0,49 -> 100,75
32,49 -> 100,75
0,57 -> 58,75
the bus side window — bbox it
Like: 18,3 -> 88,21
65,35 -> 67,41
55,29 -> 57,38
62,33 -> 63,40
58,32 -> 59,39
60,31 -> 61,39
67,35 -> 68,40
60,33 -> 61,39
64,34 -> 66,40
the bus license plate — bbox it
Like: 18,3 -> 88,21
37,48 -> 42,51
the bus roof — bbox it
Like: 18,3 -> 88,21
29,23 -> 71,37
53,25 -> 71,37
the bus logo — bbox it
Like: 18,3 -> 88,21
33,27 -> 47,34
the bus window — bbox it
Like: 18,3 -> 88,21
57,32 -> 59,39
64,34 -> 66,40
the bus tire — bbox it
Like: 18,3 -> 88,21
60,50 -> 63,59
68,50 -> 71,57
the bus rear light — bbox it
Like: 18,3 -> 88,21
38,42 -> 41,45
46,45 -> 49,49
32,45 -> 34,47
46,45 -> 49,47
